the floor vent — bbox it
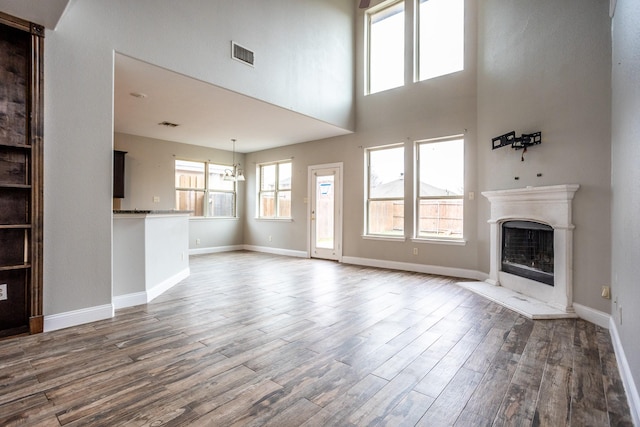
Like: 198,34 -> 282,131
232,41 -> 254,67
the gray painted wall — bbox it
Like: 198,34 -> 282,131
476,0 -> 612,313
611,0 -> 640,399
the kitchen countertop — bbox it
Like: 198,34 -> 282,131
113,210 -> 193,215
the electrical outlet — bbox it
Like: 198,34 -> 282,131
413,248 -> 418,255
469,192 -> 475,200
153,196 -> 160,203
195,238 -> 201,245
268,235 -> 272,242
0,284 -> 7,301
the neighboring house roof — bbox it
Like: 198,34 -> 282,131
371,178 -> 457,198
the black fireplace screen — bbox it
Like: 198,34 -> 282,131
501,221 -> 554,286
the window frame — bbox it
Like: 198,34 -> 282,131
365,143 -> 406,239
175,159 -> 237,218
414,135 -> 464,241
365,0 -> 406,95
257,160 -> 292,220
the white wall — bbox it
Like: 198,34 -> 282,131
43,0 -> 354,317
611,0 -> 640,413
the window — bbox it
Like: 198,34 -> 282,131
258,160 -> 292,218
416,136 -> 464,239
417,0 -> 464,81
366,0 -> 405,94
366,144 -> 405,236
175,160 -> 236,217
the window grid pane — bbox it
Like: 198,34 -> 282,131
417,199 -> 463,238
208,163 -> 234,191
208,191 -> 235,217
176,190 -> 205,216
261,164 -> 276,191
278,162 -> 292,190
368,200 -> 404,235
175,160 -> 205,189
260,192 -> 275,217
418,0 -> 464,81
368,2 -> 405,94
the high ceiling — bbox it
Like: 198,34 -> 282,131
114,54 -> 351,154
0,1 -> 353,154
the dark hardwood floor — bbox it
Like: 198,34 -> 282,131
0,251 -> 633,426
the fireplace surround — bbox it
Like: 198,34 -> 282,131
477,184 -> 580,318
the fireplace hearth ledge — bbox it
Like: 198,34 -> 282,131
458,281 -> 578,319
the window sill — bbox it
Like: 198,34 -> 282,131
362,234 -> 407,242
254,217 -> 293,222
189,216 -> 239,221
411,237 -> 467,246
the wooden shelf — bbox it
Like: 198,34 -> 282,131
0,143 -> 31,149
0,263 -> 31,272
0,224 -> 31,229
0,184 -> 31,189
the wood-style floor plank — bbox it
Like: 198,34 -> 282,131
0,251 -> 632,426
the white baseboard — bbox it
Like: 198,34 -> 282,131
189,245 -> 244,255
573,303 -> 610,329
147,268 -> 190,302
243,245 -> 308,258
113,292 -> 147,310
341,256 -> 488,281
44,303 -> 114,332
609,318 -> 640,426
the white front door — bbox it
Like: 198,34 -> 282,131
309,164 -> 342,261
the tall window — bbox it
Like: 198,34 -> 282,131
366,144 -> 405,236
258,160 -> 292,218
175,160 -> 236,217
366,0 -> 405,94
416,136 -> 464,238
417,0 -> 464,81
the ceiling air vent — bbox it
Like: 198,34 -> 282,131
158,121 -> 179,128
231,41 -> 254,67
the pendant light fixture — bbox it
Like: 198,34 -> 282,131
224,139 -> 246,182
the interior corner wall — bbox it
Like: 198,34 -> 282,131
476,0 -> 612,313
43,0 -> 354,319
611,0 -> 640,403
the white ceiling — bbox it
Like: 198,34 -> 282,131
114,54 -> 352,153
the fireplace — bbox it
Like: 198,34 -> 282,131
480,185 -> 579,316
501,221 -> 554,286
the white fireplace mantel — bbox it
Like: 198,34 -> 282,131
471,184 -> 580,318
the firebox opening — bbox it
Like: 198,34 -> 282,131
501,221 -> 554,286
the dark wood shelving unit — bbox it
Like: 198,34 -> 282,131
0,12 -> 44,338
